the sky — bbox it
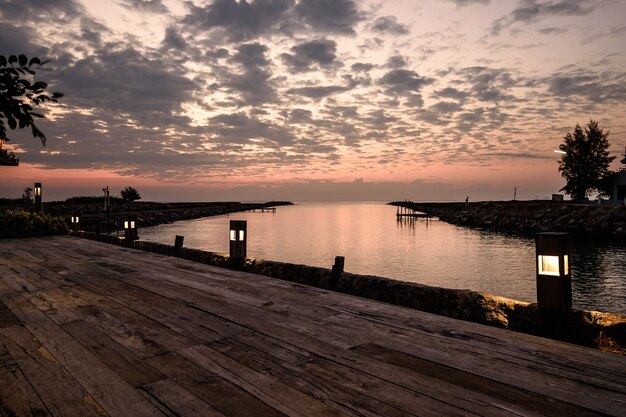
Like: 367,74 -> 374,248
1,0 -> 625,202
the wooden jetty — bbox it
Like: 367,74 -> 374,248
396,203 -> 431,220
1,236 -> 625,417
250,206 -> 277,213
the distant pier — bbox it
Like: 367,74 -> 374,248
396,201 -> 431,221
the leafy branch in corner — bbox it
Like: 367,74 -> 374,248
0,54 -> 64,146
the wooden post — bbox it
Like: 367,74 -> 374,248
174,235 -> 184,255
330,256 -> 345,288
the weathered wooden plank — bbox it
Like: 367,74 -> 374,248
0,362 -> 52,417
0,325 -> 110,417
0,299 -> 20,328
25,291 -> 81,325
0,280 -> 167,417
351,343 -> 604,417
71,303 -> 193,359
179,345 -> 352,417
62,320 -> 164,388
138,379 -> 229,417
146,352 -> 288,417
209,334 -> 529,417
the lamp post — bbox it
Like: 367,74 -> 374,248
536,232 -> 572,338
103,186 -> 110,234
34,182 -> 42,212
124,214 -> 138,246
229,220 -> 247,263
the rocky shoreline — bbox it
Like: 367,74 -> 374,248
41,201 -> 293,230
390,200 -> 626,242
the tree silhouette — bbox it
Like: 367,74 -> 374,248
558,120 -> 615,201
0,54 -> 63,145
120,187 -> 141,202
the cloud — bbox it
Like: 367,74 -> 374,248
0,23 -> 48,56
371,16 -> 409,35
385,55 -> 408,69
209,112 -> 295,145
490,0 -> 596,35
537,26 -> 567,35
294,0 -> 362,35
433,87 -> 469,101
457,66 -> 517,102
119,0 -> 169,13
351,62 -> 374,72
547,68 -> 626,102
0,0 -> 82,23
55,47 -> 196,116
286,85 -> 349,98
442,0 -> 490,6
181,0 -> 295,42
379,69 -> 433,95
179,0 -> 362,41
226,42 -> 279,106
161,26 -> 187,51
281,39 -> 339,72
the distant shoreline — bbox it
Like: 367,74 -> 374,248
36,200 -> 294,231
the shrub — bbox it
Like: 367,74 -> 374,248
0,210 -> 69,238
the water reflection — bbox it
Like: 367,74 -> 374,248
572,242 -> 626,313
140,202 -> 626,315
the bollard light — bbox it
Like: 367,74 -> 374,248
34,182 -> 43,212
70,213 -> 81,232
229,220 -> 247,259
124,214 -> 138,245
536,232 -> 572,311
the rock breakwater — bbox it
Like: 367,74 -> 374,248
391,201 -> 626,241
43,201 -> 293,230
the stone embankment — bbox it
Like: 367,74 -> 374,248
43,201 -> 292,230
74,231 -> 626,355
391,201 -> 626,241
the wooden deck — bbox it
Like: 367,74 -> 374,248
0,236 -> 625,417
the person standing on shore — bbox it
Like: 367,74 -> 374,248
465,196 -> 469,206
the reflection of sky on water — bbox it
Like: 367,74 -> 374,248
141,203 -> 626,315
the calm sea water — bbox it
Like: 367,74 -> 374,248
140,202 -> 626,315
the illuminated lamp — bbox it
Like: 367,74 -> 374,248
536,232 -> 572,311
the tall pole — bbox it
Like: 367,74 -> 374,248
103,186 -> 110,234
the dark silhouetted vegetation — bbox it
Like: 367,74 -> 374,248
120,186 -> 141,202
0,54 -> 63,145
63,195 -> 123,205
558,120 -> 615,201
0,210 -> 68,238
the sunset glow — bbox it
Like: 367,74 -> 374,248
1,0 -> 625,201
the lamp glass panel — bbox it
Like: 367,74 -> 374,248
130,221 -> 135,228
230,230 -> 236,241
538,255 -> 561,276
124,221 -> 129,228
239,230 -> 245,241
564,254 -> 569,275
35,188 -> 41,196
